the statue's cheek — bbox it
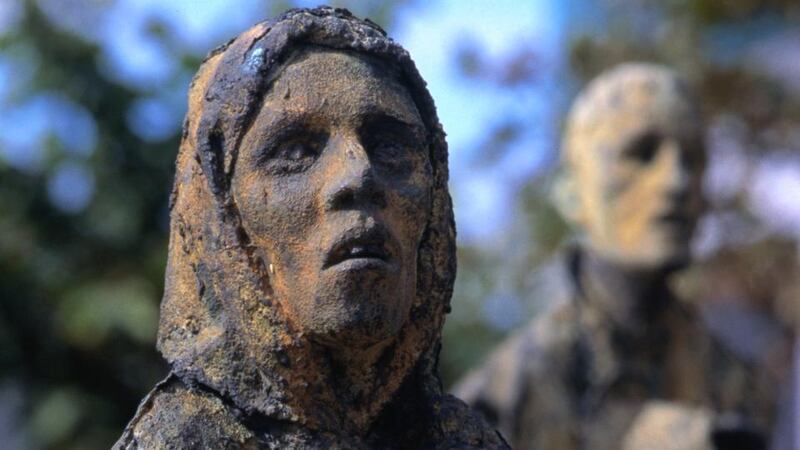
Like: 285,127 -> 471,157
236,172 -> 319,238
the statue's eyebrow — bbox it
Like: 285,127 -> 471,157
358,110 -> 425,137
252,110 -> 318,136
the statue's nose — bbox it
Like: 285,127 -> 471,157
660,140 -> 691,197
324,134 -> 388,211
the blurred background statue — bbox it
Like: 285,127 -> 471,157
454,63 -> 779,450
114,8 -> 507,449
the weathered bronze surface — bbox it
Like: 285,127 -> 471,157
454,63 -> 778,450
115,7 -> 507,449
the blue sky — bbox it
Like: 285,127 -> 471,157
395,0 -> 567,243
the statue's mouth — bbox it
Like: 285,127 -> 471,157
324,225 -> 394,269
656,210 -> 691,229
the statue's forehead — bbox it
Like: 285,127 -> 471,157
584,74 -> 693,124
566,72 -> 701,158
262,48 -> 422,125
279,48 -> 393,80
585,95 -> 695,138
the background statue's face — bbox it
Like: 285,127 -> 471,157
570,85 -> 706,269
233,49 -> 432,348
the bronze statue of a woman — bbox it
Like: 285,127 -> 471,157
114,7 -> 507,449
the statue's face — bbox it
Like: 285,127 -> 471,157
233,49 -> 432,348
571,88 -> 706,269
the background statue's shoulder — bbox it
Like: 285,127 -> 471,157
451,279 -> 583,446
454,276 -> 582,404
113,375 -> 257,450
435,394 -> 511,449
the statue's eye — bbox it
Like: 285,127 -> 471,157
277,141 -> 317,162
373,141 -> 404,160
625,132 -> 660,164
680,140 -> 705,170
369,138 -> 416,175
259,132 -> 327,174
359,116 -> 425,170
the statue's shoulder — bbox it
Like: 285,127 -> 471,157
458,248 -> 584,391
435,394 -> 511,449
663,299 -> 782,433
450,294 -> 581,445
454,291 -> 582,400
113,374 -> 257,450
518,247 -> 585,365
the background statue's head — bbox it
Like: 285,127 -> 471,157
553,63 -> 706,270
155,7 -> 455,428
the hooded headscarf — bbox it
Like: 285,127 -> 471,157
116,7 -> 506,449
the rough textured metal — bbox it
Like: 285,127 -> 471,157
115,7 -> 507,449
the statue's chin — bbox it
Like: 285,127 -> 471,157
659,253 -> 691,273
594,245 -> 692,275
644,241 -> 693,271
309,322 -> 399,351
287,291 -> 410,351
632,250 -> 692,274
299,273 -> 413,348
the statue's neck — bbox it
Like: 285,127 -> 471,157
274,337 -> 419,436
578,250 -> 673,334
